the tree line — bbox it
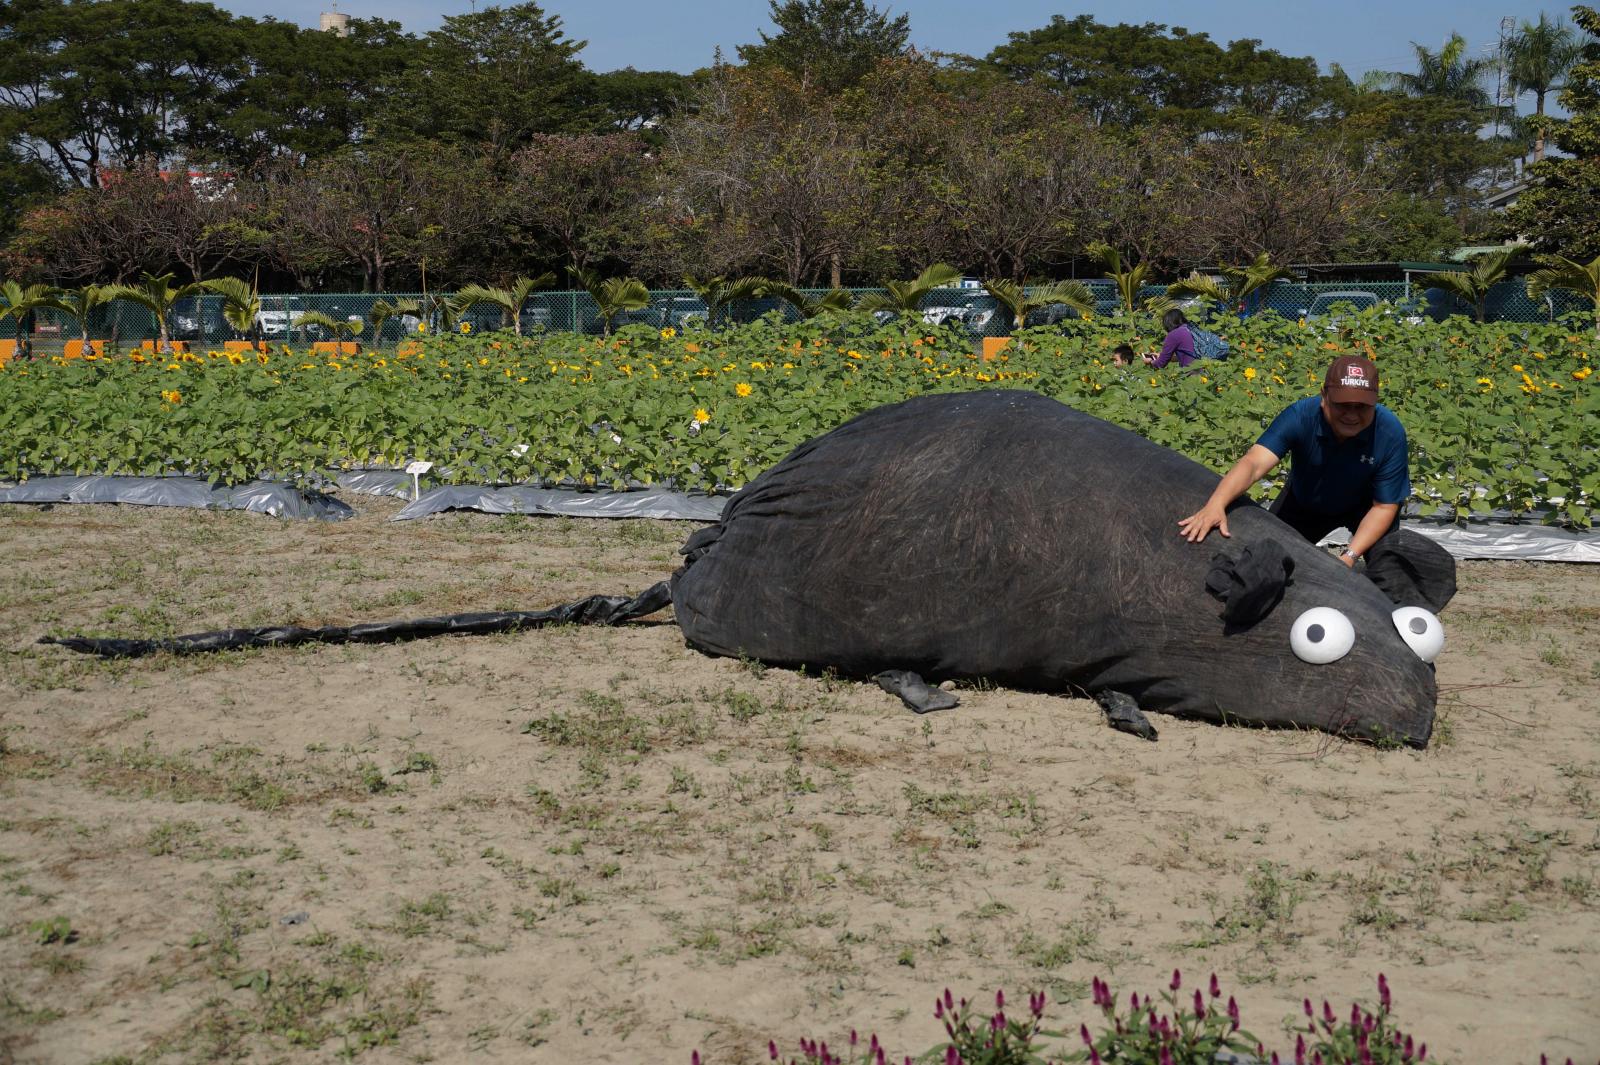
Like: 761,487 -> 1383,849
1,0 -> 1595,292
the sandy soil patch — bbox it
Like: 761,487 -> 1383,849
1,497 -> 1597,1064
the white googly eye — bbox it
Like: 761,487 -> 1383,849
1392,606 -> 1444,663
1290,607 -> 1356,664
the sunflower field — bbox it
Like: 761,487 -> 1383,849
1,310 -> 1595,526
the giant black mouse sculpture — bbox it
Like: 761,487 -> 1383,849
44,390 -> 1456,747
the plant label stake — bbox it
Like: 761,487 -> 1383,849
405,460 -> 433,501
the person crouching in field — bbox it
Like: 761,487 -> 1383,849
1144,309 -> 1197,369
1176,355 -> 1409,568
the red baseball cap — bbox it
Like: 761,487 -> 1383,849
1323,355 -> 1379,405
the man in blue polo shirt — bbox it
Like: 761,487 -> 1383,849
1177,355 -> 1409,567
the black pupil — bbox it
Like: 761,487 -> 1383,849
1409,617 -> 1428,634
1307,624 -> 1325,643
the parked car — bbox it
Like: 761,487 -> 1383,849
520,305 -> 553,332
581,296 -> 710,334
656,296 -> 709,328
1303,290 -> 1380,318
1302,290 -> 1429,329
169,297 -> 233,342
1300,290 -> 1382,331
1023,302 -> 1085,328
255,296 -> 316,339
918,291 -> 1004,337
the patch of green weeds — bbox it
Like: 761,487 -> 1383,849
711,686 -> 764,723
30,949 -> 87,976
1016,916 -> 1101,970
393,751 -> 438,775
82,740 -> 340,811
522,691 -> 656,757
1188,862 -> 1307,949
29,914 -> 76,945
1458,897 -> 1530,922
172,937 -> 429,1060
356,761 -> 388,794
1342,870 -> 1404,934
1,991 -> 65,1026
392,892 -> 453,938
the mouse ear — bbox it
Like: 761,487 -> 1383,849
1363,528 -> 1457,613
1205,540 -> 1295,627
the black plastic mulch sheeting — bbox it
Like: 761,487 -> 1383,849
670,390 -> 1453,747
41,583 -> 671,659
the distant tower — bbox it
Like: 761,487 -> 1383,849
319,2 -> 351,36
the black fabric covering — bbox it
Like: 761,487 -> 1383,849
41,582 -> 672,659
670,390 -> 1440,746
1363,528 -> 1457,614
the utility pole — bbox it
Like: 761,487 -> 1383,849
1493,15 -> 1515,185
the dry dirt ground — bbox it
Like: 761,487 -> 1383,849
1,495 -> 1597,1065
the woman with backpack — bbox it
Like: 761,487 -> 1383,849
1144,308 -> 1197,369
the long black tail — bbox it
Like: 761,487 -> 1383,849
40,582 -> 673,659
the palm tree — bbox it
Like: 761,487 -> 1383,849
0,282 -> 67,359
450,273 -> 556,336
1419,245 -> 1526,323
370,298 -> 423,344
1166,252 -> 1295,317
853,263 -> 962,327
424,293 -> 458,336
1505,15 -> 1583,161
1390,33 -> 1494,105
1085,243 -> 1154,313
103,272 -> 206,354
760,282 -> 853,320
570,267 -> 650,336
49,283 -> 116,349
981,279 -> 1094,333
684,274 -> 772,327
0,279 -> 69,358
298,310 -> 365,350
1525,253 -> 1600,337
200,277 -> 263,343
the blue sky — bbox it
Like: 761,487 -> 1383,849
216,0 -> 1574,104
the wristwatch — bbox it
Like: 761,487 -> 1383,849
1339,548 -> 1358,561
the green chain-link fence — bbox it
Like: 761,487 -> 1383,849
4,279 -> 1592,352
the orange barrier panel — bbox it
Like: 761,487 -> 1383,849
312,341 -> 361,355
63,340 -> 109,359
0,339 -> 15,364
139,340 -> 191,353
396,341 -> 424,357
222,340 -> 268,352
981,336 -> 1012,361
